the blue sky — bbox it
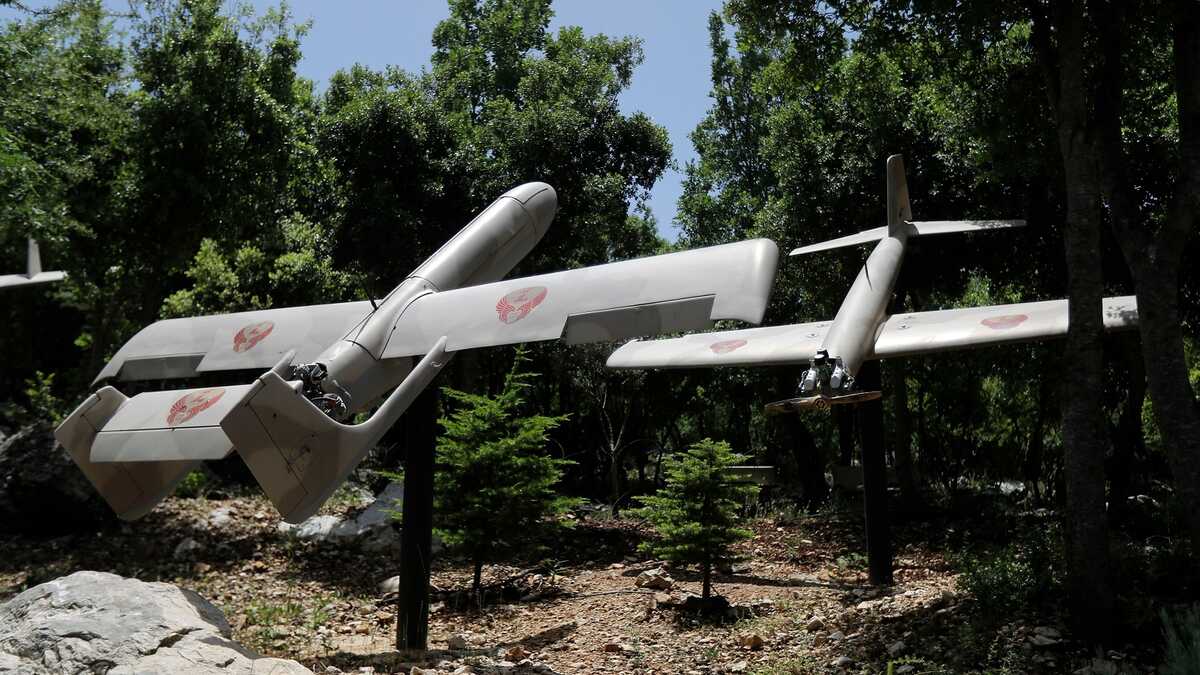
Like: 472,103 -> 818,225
2,1 -> 727,239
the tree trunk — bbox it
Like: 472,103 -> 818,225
888,359 -> 917,509
787,415 -> 828,511
1024,372 -> 1051,503
1034,0 -> 1114,643
701,560 -> 712,599
609,446 -> 623,518
835,406 -> 855,467
1107,335 -> 1146,526
1098,0 -> 1200,559
472,559 -> 483,597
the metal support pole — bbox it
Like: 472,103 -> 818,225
396,386 -> 439,650
856,361 -> 892,585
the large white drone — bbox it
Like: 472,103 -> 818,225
56,183 -> 779,523
608,155 -> 1139,409
0,238 -> 66,290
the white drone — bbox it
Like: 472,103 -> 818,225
56,183 -> 779,523
608,155 -> 1138,411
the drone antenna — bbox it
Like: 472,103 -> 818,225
359,269 -> 378,310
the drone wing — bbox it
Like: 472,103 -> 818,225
871,295 -> 1138,359
382,238 -> 780,358
607,296 -> 1138,369
93,301 -> 374,384
606,321 -> 832,369
54,384 -> 254,520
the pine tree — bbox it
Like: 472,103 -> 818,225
633,439 -> 757,600
434,349 -> 577,597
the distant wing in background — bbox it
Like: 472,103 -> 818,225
382,238 -> 780,358
606,320 -> 832,369
870,295 -> 1138,359
93,301 -> 374,384
607,296 -> 1139,369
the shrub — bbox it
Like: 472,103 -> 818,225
957,528 -> 1060,615
1162,604 -> 1200,675
632,438 -> 757,599
174,469 -> 209,498
433,349 -> 577,596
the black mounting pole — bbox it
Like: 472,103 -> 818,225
396,386 -> 439,650
856,361 -> 893,585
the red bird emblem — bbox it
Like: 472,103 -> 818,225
233,320 -> 274,352
166,388 -> 226,427
981,314 -> 1028,330
496,286 -> 548,324
710,339 -> 748,354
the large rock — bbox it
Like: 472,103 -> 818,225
0,424 -> 113,534
0,571 -> 311,674
277,482 -> 405,552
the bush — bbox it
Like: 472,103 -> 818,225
957,528 -> 1060,615
174,470 -> 209,498
1162,604 -> 1200,675
433,349 -> 577,596
632,438 -> 757,600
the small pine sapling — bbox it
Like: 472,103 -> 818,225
633,438 -> 757,600
433,349 -> 577,598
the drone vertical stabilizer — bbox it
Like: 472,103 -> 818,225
790,155 -> 1025,256
26,238 -> 42,277
0,238 -> 67,289
886,154 -> 912,236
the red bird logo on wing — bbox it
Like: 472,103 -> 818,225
496,286 -> 548,324
710,339 -> 748,354
233,320 -> 274,352
981,314 -> 1028,330
166,388 -> 226,427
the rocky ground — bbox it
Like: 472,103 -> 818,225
0,488 -> 1165,674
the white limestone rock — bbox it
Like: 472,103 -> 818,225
0,570 -> 311,674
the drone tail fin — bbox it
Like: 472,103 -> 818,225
26,238 -> 42,277
789,154 -> 1026,256
886,154 -> 913,236
222,339 -> 451,524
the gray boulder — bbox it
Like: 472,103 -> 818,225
0,571 -> 311,674
277,482 -> 404,552
0,424 -> 113,534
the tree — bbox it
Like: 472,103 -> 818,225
433,349 -> 577,597
633,439 -> 757,600
1027,0 -> 1116,642
1085,0 -> 1200,563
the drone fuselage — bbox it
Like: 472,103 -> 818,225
309,183 -> 557,414
807,229 -> 909,393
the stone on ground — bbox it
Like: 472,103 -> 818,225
0,570 -> 312,674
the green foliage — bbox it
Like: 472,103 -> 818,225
160,216 -> 354,318
1161,605 -> 1200,675
319,0 -> 671,284
433,348 -> 577,592
22,371 -> 67,426
956,528 -> 1061,615
632,438 -> 757,599
173,469 -> 209,499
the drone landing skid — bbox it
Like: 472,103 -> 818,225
764,390 -> 882,415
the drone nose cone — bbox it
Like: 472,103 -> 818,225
505,181 -> 557,236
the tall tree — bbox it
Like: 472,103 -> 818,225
1029,0 -> 1114,642
1089,0 -> 1200,560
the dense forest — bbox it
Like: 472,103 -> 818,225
2,0 -> 1200,672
